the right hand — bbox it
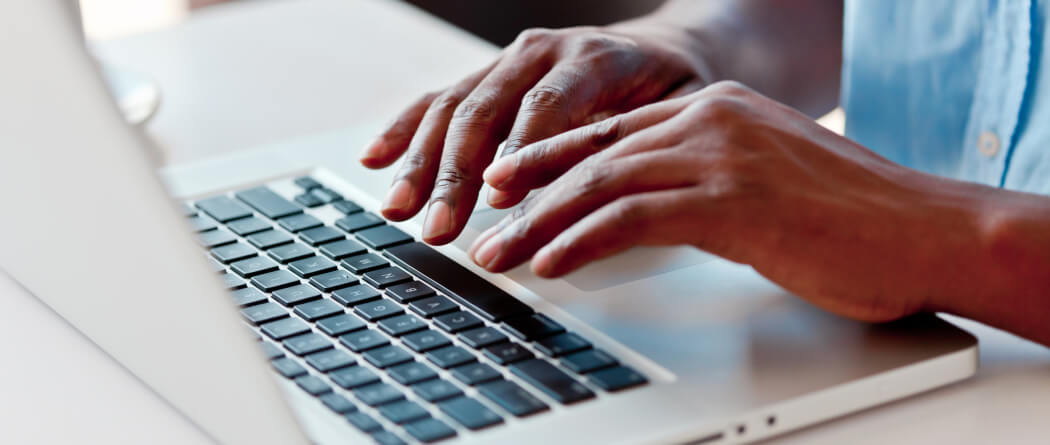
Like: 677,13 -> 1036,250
359,24 -> 712,245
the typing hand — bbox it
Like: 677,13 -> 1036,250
469,81 -> 970,322
359,24 -> 711,245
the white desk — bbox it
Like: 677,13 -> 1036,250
3,0 -> 1047,443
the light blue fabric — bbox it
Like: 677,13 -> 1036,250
842,0 -> 1050,194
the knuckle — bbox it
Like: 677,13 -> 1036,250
690,95 -> 745,125
430,93 -> 463,115
401,150 -> 430,172
433,153 -> 476,192
452,98 -> 496,125
515,28 -> 556,48
608,197 -> 647,229
570,34 -> 619,56
522,85 -> 568,112
588,116 -> 623,148
574,163 -> 610,197
705,80 -> 751,96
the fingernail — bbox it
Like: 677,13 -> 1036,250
483,156 -> 515,188
422,200 -> 452,240
531,246 -> 556,277
382,179 -> 412,213
359,136 -> 385,163
473,232 -> 504,269
469,224 -> 502,258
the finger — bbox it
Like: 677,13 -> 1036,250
380,65 -> 494,221
422,51 -> 556,244
470,150 -> 696,272
663,78 -> 707,99
360,91 -> 440,169
532,188 -> 699,277
483,96 -> 691,192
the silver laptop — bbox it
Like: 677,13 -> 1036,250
0,2 -> 977,444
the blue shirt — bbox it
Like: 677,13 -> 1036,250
842,0 -> 1050,194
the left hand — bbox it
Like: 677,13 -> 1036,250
468,81 -> 970,323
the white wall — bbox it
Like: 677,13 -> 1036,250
79,0 -> 188,40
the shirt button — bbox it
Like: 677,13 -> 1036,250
977,131 -> 1000,157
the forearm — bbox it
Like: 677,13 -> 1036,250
616,0 -> 844,117
910,174 -> 1050,346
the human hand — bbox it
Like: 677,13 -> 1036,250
359,23 -> 712,244
470,81 -> 976,322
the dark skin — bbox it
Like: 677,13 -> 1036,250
362,0 -> 1050,346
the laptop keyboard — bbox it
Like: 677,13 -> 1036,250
186,176 -> 647,444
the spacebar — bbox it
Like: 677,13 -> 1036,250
383,242 -> 533,322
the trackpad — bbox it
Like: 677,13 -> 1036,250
463,206 -> 717,292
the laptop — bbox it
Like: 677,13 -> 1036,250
0,1 -> 978,444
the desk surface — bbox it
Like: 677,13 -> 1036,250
4,0 -> 1048,443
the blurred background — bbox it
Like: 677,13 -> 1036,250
80,0 -> 665,42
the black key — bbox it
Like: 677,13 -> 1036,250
336,212 -> 385,233
458,327 -> 508,349
251,269 -> 300,292
477,380 -> 549,417
356,225 -> 413,250
230,256 -> 279,278
371,431 -> 406,445
353,383 -> 405,406
196,195 -> 252,222
425,346 -> 476,369
188,215 -> 217,232
451,363 -> 502,386
319,393 -> 357,414
384,242 -> 533,322
236,186 -> 303,219
332,200 -> 363,214
318,239 -> 367,260
226,216 -> 271,236
433,311 -> 483,333
294,176 -> 322,190
206,257 -> 226,273
341,254 -> 390,274
306,348 -> 355,372
271,357 -> 307,379
509,359 -> 594,404
361,267 -> 412,289
339,329 -> 389,352
246,230 -> 294,249
482,342 -> 533,365
267,242 -> 314,263
354,299 -> 404,321
300,226 -> 345,246
289,256 -> 337,277
412,379 -> 463,403
294,192 -> 324,208
561,349 -> 618,374
199,229 -> 237,248
331,285 -> 381,306
385,281 -> 435,304
293,299 -> 343,321
377,314 -> 426,336
180,202 -> 197,217
502,314 -> 565,341
401,329 -> 452,353
277,213 -> 323,232
345,411 -> 383,433
403,418 -> 456,443
295,375 -> 332,396
310,187 -> 342,203
316,313 -> 366,336
534,332 -> 592,357
261,317 -> 311,340
309,269 -> 358,292
389,362 -> 438,385
409,296 -> 458,319
241,302 -> 288,325
210,242 -> 256,264
272,284 -> 322,306
221,273 -> 246,290
438,397 -> 503,430
330,366 -> 380,389
363,345 -> 414,368
261,341 -> 285,360
379,400 -> 430,425
232,287 -> 267,307
587,366 -> 647,391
